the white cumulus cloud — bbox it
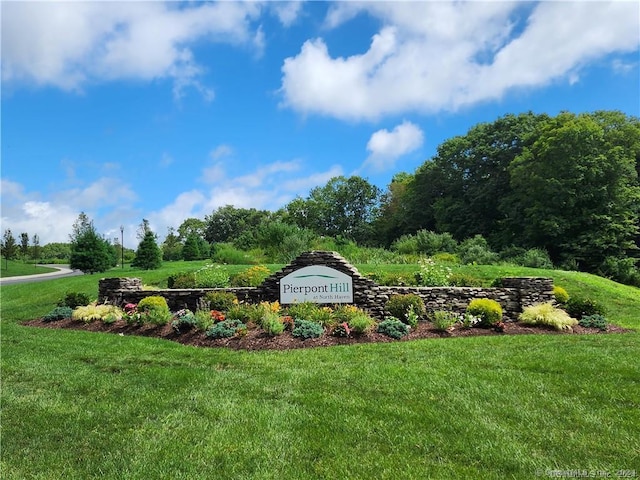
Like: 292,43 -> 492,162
1,1 -> 263,99
280,1 -> 639,120
362,121 -> 424,173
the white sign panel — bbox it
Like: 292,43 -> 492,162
280,265 -> 353,304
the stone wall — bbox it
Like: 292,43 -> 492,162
98,251 -> 555,321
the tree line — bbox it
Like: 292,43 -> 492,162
3,110 -> 638,285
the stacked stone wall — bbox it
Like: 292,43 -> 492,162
98,251 -> 555,321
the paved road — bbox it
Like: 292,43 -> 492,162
0,265 -> 84,285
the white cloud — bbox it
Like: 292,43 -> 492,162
271,2 -> 304,28
362,121 -> 424,173
281,1 -> 640,120
1,2 -> 262,98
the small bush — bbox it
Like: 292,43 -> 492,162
565,297 -> 606,320
377,317 -> 410,339
448,273 -> 483,287
519,303 -> 578,331
466,298 -> 502,327
292,319 -> 324,339
167,272 -> 196,289
137,296 -> 171,325
553,286 -> 569,304
261,311 -> 285,336
458,235 -> 499,265
231,265 -> 271,287
194,309 -> 214,331
206,319 -> 246,339
171,309 -> 197,333
578,314 -> 608,331
286,302 -> 321,321
42,306 -> 74,322
194,264 -> 230,288
519,248 -> 554,269
386,294 -> 426,324
57,292 -> 91,309
431,310 -> 458,331
205,291 -> 237,311
332,322 -> 351,337
211,243 -> 256,265
226,303 -> 266,324
415,257 -> 452,286
348,312 -> 376,334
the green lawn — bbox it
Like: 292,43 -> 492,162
1,263 -> 639,479
0,260 -> 57,278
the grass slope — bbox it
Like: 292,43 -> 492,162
0,260 -> 57,278
1,263 -> 639,479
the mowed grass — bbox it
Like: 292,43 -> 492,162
1,263 -> 639,479
0,260 -> 57,278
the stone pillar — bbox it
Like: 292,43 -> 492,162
98,277 -> 143,305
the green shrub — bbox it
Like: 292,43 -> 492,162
309,306 -> 335,328
226,303 -> 265,324
194,264 -> 230,288
519,303 -> 578,331
171,309 -> 197,333
458,235 -> 499,265
211,243 -> 256,265
206,319 -> 246,339
565,297 -> 606,320
386,294 -> 426,324
231,265 -> 271,287
553,286 -> 570,304
377,317 -> 410,339
578,314 -> 608,331
167,272 -> 196,289
261,311 -> 285,336
292,319 -> 324,339
466,298 -> 502,327
415,257 -> 452,286
448,273 -> 483,287
194,309 -> 214,331
519,248 -> 554,269
57,292 -> 91,309
42,306 -> 74,322
286,302 -> 321,321
431,310 -> 458,331
347,312 -> 376,334
137,296 -> 171,325
205,291 -> 237,311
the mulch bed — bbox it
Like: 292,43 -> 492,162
22,318 -> 630,351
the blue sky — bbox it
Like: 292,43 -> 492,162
2,1 -> 639,246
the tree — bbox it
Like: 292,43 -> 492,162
204,205 -> 271,244
182,233 -> 202,260
1,229 -> 18,269
40,243 -> 71,262
19,232 -> 29,258
31,234 -> 41,264
177,218 -> 206,241
506,111 -> 640,272
69,213 -> 115,273
285,176 -> 381,244
374,172 -> 415,246
132,222 -> 162,270
162,227 -> 183,261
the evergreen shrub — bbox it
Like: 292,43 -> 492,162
386,294 -> 426,324
466,298 -> 502,327
42,306 -> 74,322
377,317 -> 410,339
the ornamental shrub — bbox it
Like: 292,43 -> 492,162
415,257 -> 452,286
137,296 -> 171,325
431,310 -> 458,331
167,272 -> 196,289
386,294 -> 426,324
448,273 -> 483,287
171,309 -> 197,333
57,291 -> 91,309
377,317 -> 410,339
260,311 -> 285,336
466,298 -> 502,327
204,291 -> 237,311
286,302 -> 321,321
194,264 -> 230,288
292,319 -> 324,339
347,312 -> 376,334
231,265 -> 271,287
206,319 -> 246,339
72,304 -> 122,324
42,306 -> 73,322
578,314 -> 608,331
519,303 -> 578,331
565,297 -> 606,320
553,286 -> 570,305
